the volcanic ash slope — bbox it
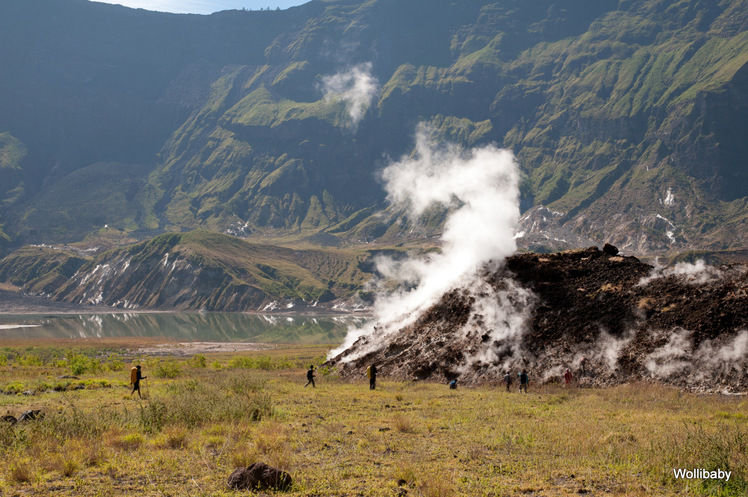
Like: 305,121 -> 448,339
330,247 -> 748,393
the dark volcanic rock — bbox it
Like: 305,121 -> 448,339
227,462 -> 292,491
18,409 -> 43,422
602,243 -> 619,256
330,247 -> 748,393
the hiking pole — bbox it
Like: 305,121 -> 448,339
145,377 -> 150,400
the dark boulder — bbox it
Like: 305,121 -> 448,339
227,462 -> 292,491
18,409 -> 44,422
602,243 -> 619,256
1,414 -> 17,425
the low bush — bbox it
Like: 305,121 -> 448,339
152,359 -> 182,379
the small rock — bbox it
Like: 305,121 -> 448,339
1,415 -> 17,425
19,409 -> 44,422
227,462 -> 292,491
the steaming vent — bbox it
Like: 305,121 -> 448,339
328,128 -> 748,393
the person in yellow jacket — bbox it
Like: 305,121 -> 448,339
130,365 -> 147,398
366,364 -> 377,390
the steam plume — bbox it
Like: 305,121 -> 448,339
320,62 -> 379,127
329,125 -> 520,360
638,259 -> 722,286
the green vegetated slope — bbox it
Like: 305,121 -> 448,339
0,245 -> 88,295
0,132 -> 25,253
0,132 -> 27,207
142,0 -> 748,254
506,0 -> 748,252
0,0 -> 747,256
0,231 -> 378,311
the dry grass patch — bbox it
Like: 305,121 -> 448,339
2,345 -> 748,496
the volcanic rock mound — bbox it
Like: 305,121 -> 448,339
330,246 -> 748,393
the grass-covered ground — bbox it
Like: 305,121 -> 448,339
1,342 -> 747,496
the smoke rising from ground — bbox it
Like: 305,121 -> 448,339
329,126 -> 521,360
320,62 -> 379,128
642,328 -> 748,392
638,259 -> 723,286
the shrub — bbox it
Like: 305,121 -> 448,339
104,354 -> 125,372
8,459 -> 34,483
190,354 -> 207,368
69,354 -> 100,375
3,382 -> 25,395
139,399 -> 168,434
44,406 -> 103,440
153,359 -> 182,379
52,455 -> 80,477
17,354 -> 43,367
227,355 -> 292,370
162,427 -> 188,449
113,433 -> 145,451
393,414 -> 417,434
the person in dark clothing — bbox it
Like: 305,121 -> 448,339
449,379 -> 457,389
130,365 -> 146,398
518,369 -> 529,393
580,356 -> 587,377
304,365 -> 316,388
368,364 -> 377,390
503,371 -> 513,392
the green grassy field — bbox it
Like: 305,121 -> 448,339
1,342 -> 747,496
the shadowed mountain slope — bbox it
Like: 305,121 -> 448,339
0,0 -> 746,258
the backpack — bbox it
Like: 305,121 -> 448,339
366,365 -> 372,379
130,367 -> 138,384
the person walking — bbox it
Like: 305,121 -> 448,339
367,364 -> 377,390
304,365 -> 316,388
503,371 -> 513,392
518,369 -> 529,393
564,368 -> 573,386
130,365 -> 146,398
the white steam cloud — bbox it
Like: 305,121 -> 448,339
320,62 -> 379,127
329,125 -> 521,360
645,329 -> 748,390
458,278 -> 536,375
638,259 -> 722,286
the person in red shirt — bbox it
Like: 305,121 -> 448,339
564,368 -> 573,386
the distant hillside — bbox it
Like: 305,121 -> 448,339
0,232 -> 380,311
0,0 -> 747,257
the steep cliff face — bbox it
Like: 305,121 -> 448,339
331,247 -> 748,393
0,231 -> 377,311
0,0 -> 747,256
